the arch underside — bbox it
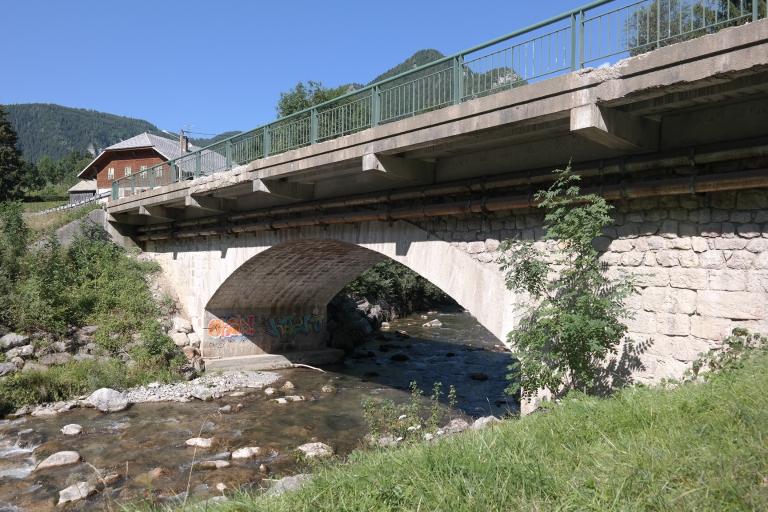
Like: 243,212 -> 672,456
177,221 -> 516,359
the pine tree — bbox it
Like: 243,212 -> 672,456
0,106 -> 27,201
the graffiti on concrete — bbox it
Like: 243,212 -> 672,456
207,315 -> 257,340
265,313 -> 323,339
207,312 -> 324,341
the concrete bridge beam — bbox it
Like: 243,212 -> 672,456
362,153 -> 436,182
252,178 -> 315,201
138,205 -> 181,221
185,195 -> 228,213
570,104 -> 659,151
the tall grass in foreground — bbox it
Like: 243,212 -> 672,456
182,353 -> 768,512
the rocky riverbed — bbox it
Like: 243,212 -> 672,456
0,310 -> 516,510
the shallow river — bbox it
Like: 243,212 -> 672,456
0,310 -> 516,510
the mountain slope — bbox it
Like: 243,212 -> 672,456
368,49 -> 445,84
3,103 -> 169,162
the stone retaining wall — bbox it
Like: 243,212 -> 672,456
415,190 -> 768,384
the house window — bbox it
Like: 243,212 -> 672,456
140,165 -> 147,172
107,167 -> 115,180
156,167 -> 164,178
124,166 -> 132,177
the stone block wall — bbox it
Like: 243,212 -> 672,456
414,189 -> 768,385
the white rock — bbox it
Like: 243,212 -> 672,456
422,319 -> 443,328
0,333 -> 29,350
280,381 -> 295,392
36,451 -> 81,470
266,474 -> 312,497
187,332 -> 201,348
471,416 -> 502,430
296,442 -> 333,459
31,406 -> 58,417
87,388 -> 129,412
58,481 -> 96,505
442,418 -> 470,435
231,446 -> 261,459
61,424 -> 83,436
173,317 -> 193,334
195,460 -> 230,470
264,387 -> 277,396
171,332 -> 189,347
186,437 -> 215,448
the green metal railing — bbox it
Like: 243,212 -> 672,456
111,0 -> 767,200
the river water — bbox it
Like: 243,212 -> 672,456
0,310 -> 516,510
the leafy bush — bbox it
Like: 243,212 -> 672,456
0,213 -> 185,414
688,327 -> 768,381
499,168 -> 636,398
0,202 -> 28,326
362,381 -> 458,442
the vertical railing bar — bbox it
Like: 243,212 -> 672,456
579,9 -> 585,68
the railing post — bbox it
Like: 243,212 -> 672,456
452,54 -> 464,104
111,181 -> 117,200
570,12 -> 578,71
753,0 -> 759,21
195,153 -> 201,178
656,0 -> 661,48
263,125 -> 271,158
310,108 -> 318,144
172,162 -> 178,183
371,85 -> 380,127
131,176 -> 135,195
225,140 -> 232,168
579,9 -> 585,69
148,170 -> 154,189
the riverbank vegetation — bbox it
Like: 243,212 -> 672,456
181,335 -> 768,511
499,168 -> 637,398
0,204 -> 184,416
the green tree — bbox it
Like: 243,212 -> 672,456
0,202 -> 28,326
626,0 -> 764,56
499,168 -> 636,398
0,106 -> 28,201
277,80 -> 353,118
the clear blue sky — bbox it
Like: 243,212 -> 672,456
2,0 -> 588,136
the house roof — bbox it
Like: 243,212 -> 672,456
77,132 -> 201,178
105,132 -> 201,160
67,179 -> 97,193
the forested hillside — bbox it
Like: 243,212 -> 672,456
3,104 -> 166,162
368,49 -> 445,84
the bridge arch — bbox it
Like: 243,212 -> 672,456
147,220 -> 519,360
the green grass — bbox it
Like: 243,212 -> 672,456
0,358 -> 180,416
21,199 -> 68,213
183,353 -> 768,512
22,201 -> 100,237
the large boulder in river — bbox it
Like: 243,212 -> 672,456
86,388 -> 129,412
58,481 -> 96,505
0,333 -> 29,350
36,450 -> 81,470
296,442 -> 333,459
